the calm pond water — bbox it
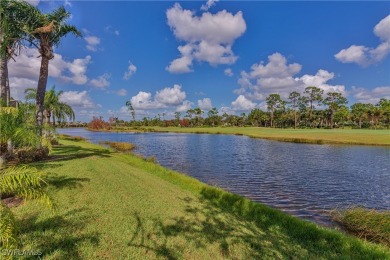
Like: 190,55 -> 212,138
58,128 -> 390,226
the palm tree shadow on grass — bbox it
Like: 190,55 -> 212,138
46,144 -> 111,163
46,174 -> 90,190
127,197 -> 273,259
19,208 -> 99,259
127,188 -> 387,259
127,212 -> 179,260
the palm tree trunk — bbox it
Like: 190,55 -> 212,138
44,109 -> 50,125
36,55 -> 50,137
52,114 -> 56,127
7,140 -> 13,155
0,55 -> 7,106
5,61 -> 9,106
0,25 -> 6,106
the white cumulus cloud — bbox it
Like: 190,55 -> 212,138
8,47 -> 92,99
352,86 -> 390,104
201,0 -> 219,11
116,89 -> 127,96
85,36 -> 101,52
198,98 -> 213,110
176,100 -> 193,112
166,3 -> 246,73
235,53 -> 345,102
130,84 -> 188,110
224,68 -> 233,77
9,78 -> 37,100
59,91 -> 98,108
90,73 -> 110,88
130,92 -> 160,110
335,14 -> 390,66
155,84 -> 186,105
123,62 -> 137,80
231,95 -> 256,111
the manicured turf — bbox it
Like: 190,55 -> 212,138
120,127 -> 390,146
12,139 -> 390,259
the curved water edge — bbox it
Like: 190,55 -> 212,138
58,128 -> 390,227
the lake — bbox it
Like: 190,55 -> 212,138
58,128 -> 390,226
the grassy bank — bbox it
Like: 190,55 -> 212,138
100,127 -> 390,146
89,126 -> 390,146
12,138 -> 389,259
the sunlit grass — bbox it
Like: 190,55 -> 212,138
11,139 -> 390,258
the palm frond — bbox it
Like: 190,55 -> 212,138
24,87 -> 37,102
52,24 -> 82,46
0,203 -> 17,249
47,6 -> 69,23
0,0 -> 42,57
0,166 -> 54,209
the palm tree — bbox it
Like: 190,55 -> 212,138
0,106 -> 39,166
53,101 -> 75,126
25,86 -> 75,126
0,0 -> 40,106
0,166 -> 52,249
27,6 -> 81,135
125,101 -> 135,121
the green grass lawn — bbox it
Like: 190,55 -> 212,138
117,126 -> 390,146
12,139 -> 390,259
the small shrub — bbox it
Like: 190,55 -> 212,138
15,147 -> 49,163
100,141 -> 136,152
88,116 -> 111,130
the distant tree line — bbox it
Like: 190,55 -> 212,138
111,86 -> 390,129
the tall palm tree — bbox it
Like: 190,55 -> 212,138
27,6 -> 81,135
0,0 -> 40,106
25,86 -> 75,126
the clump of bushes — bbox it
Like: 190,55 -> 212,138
100,141 -> 136,152
331,207 -> 390,247
88,116 -> 111,130
15,147 -> 49,163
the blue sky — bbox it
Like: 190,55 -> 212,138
10,1 -> 390,121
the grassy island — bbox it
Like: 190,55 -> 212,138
10,138 -> 390,259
